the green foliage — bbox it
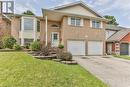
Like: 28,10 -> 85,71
0,40 -> 3,49
41,46 -> 50,56
57,52 -> 72,61
0,52 -> 108,87
22,10 -> 35,15
2,36 -> 17,49
13,44 -> 22,51
58,44 -> 64,49
30,41 -> 40,51
104,15 -> 119,25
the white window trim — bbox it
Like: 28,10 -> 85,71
68,17 -> 84,26
90,20 -> 92,27
22,17 -> 36,31
90,20 -> 102,29
20,16 -> 38,46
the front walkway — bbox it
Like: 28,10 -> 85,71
74,56 -> 130,87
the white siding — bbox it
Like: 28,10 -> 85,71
106,30 -> 116,39
57,5 -> 98,17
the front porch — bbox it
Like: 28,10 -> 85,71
106,42 -> 130,56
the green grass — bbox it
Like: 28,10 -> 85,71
113,55 -> 130,60
0,52 -> 108,87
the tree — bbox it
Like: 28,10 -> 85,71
22,10 -> 35,15
104,15 -> 119,25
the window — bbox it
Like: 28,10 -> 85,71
37,20 -> 40,32
92,20 -> 101,28
51,24 -> 59,28
53,33 -> 58,40
71,17 -> 81,26
24,18 -> 34,30
24,39 -> 33,46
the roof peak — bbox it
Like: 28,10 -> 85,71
51,1 -> 103,18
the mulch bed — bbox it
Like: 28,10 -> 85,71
28,50 -> 77,65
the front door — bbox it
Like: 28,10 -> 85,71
51,32 -> 59,47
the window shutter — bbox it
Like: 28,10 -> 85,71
100,21 -> 103,28
68,17 -> 71,25
80,18 -> 84,26
90,20 -> 92,27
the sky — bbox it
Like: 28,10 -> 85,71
13,0 -> 130,28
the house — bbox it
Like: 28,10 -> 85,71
106,25 -> 130,55
1,1 -> 109,55
0,14 -> 11,40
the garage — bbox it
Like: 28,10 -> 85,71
88,41 -> 103,55
67,40 -> 85,55
120,43 -> 129,55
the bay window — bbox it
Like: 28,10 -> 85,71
24,18 -> 34,30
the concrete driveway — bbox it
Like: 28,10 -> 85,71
74,56 -> 130,87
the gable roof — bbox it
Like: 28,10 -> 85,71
0,14 -> 11,22
107,29 -> 130,42
52,1 -> 103,18
105,25 -> 127,31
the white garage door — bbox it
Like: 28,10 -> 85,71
67,41 -> 85,55
88,41 -> 103,55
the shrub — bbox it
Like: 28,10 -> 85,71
0,40 -> 3,49
41,46 -> 50,56
30,41 -> 41,51
25,45 -> 30,49
2,36 -> 17,49
57,52 -> 72,61
13,44 -> 22,50
58,44 -> 64,49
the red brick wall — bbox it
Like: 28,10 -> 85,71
121,32 -> 130,42
0,15 -> 11,40
112,43 -> 115,52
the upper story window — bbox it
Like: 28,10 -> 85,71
92,20 -> 102,28
71,17 -> 81,26
24,18 -> 34,30
68,17 -> 83,26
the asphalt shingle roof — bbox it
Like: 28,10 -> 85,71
107,29 -> 130,42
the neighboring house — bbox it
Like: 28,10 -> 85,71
0,14 -> 11,40
106,25 -> 130,55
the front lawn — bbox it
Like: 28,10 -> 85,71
113,55 -> 130,60
0,52 -> 108,87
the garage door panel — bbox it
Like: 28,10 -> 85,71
120,43 -> 129,55
67,41 -> 85,55
88,41 -> 103,55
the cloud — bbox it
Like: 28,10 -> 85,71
12,0 -> 130,27
14,0 -> 37,14
53,0 -> 79,6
